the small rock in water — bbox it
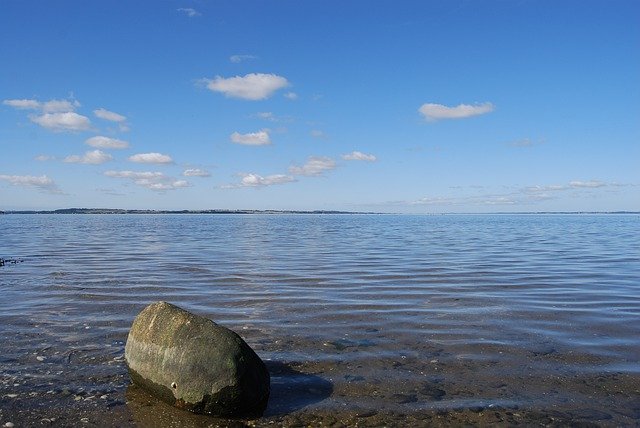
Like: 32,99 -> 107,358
36,355 -> 46,362
125,301 -> 270,417
4,422 -> 15,428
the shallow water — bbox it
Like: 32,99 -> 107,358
1,214 -> 639,426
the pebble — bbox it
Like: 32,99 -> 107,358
6,394 -> 18,398
36,356 -> 46,362
4,423 -> 15,428
80,417 -> 89,423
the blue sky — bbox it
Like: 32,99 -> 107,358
1,0 -> 638,212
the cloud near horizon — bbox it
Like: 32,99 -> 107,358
128,152 -> 174,164
205,73 -> 289,100
224,173 -> 296,188
105,170 -> 189,191
230,129 -> 271,146
183,168 -> 211,177
64,150 -> 113,165
342,151 -> 377,162
289,156 -> 336,176
419,102 -> 494,121
85,136 -> 129,149
0,174 -> 61,193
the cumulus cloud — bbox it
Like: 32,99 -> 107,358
183,168 -> 211,177
41,99 -> 79,113
85,136 -> 129,149
205,73 -> 289,100
230,129 -> 271,146
284,92 -> 298,100
94,108 -> 129,132
64,150 -> 113,165
230,54 -> 257,63
93,108 -> 126,122
4,97 -> 79,113
224,173 -> 295,188
289,156 -> 336,176
411,194 -> 517,207
30,112 -> 91,131
105,170 -> 189,191
254,112 -> 292,123
569,180 -> 606,188
0,174 -> 61,193
418,102 -> 494,121
128,152 -> 174,164
342,151 -> 377,162
177,7 -> 201,17
3,99 -> 41,110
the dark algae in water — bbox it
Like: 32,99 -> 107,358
0,258 -> 24,267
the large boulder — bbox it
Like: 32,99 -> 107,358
124,301 -> 270,417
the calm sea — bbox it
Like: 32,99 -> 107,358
1,214 -> 639,425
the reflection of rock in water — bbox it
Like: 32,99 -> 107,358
126,384 -> 250,428
264,361 -> 333,416
125,361 -> 333,427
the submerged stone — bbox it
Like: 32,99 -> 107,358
124,301 -> 270,417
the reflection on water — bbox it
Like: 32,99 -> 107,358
0,214 -> 639,425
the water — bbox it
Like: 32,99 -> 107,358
1,214 -> 639,426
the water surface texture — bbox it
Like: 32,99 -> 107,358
1,214 -> 639,426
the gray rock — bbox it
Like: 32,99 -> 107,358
124,301 -> 270,417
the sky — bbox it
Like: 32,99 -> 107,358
1,0 -> 638,213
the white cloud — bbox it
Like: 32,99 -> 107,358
418,102 -> 494,121
289,156 -> 336,176
177,8 -> 201,17
225,173 -> 295,188
569,180 -> 606,189
254,112 -> 292,123
4,98 -> 79,113
256,112 -> 276,121
183,168 -> 211,177
128,152 -> 174,164
524,184 -> 567,194
64,150 -> 113,165
85,136 -> 129,149
310,129 -> 325,138
93,108 -> 126,122
0,174 -> 61,193
42,99 -> 79,113
230,54 -> 257,63
3,99 -> 40,110
284,92 -> 298,100
30,112 -> 91,131
230,129 -> 271,146
411,194 -> 516,207
105,170 -> 189,191
342,151 -> 377,162
35,154 -> 55,161
205,73 -> 289,100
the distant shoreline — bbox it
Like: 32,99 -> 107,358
0,208 -> 638,215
